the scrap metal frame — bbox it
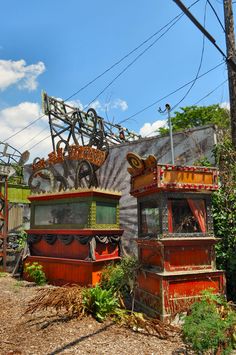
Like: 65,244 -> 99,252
42,92 -> 141,152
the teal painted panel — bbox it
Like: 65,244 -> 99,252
96,202 -> 116,224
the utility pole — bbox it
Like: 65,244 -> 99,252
224,0 -> 236,148
172,0 -> 236,148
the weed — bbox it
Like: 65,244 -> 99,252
183,290 -> 236,354
17,230 -> 27,250
100,256 -> 139,308
83,285 -> 119,322
0,272 -> 8,277
24,262 -> 47,286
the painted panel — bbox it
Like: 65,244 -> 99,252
163,171 -> 213,185
139,246 -> 162,268
168,276 -> 221,298
165,246 -> 211,271
137,271 -> 161,295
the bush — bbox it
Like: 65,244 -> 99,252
17,230 -> 27,250
82,285 -> 119,322
24,262 -> 47,285
183,290 -> 236,354
100,256 -> 139,293
212,139 -> 236,301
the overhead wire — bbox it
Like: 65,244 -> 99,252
193,78 -> 228,105
2,0 -> 201,148
207,0 -> 225,32
1,10 -> 186,145
19,126 -> 49,149
84,13 -> 186,110
28,60 -> 225,151
170,0 -> 208,112
118,61 -> 225,124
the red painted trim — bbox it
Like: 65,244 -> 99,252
28,190 -> 121,202
26,229 -> 124,235
25,255 -> 121,265
136,238 -> 217,247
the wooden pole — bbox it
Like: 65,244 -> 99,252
224,0 -> 236,148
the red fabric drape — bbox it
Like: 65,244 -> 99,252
187,199 -> 206,233
168,200 -> 173,232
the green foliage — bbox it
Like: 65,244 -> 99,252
0,272 -> 8,277
24,262 -> 47,286
82,285 -> 119,322
158,104 -> 230,135
100,256 -> 139,302
183,291 -> 236,354
17,230 -> 27,250
193,156 -> 212,167
212,138 -> 236,301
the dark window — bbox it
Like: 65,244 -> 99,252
34,202 -> 89,226
140,201 -> 160,236
168,198 -> 206,233
96,202 -> 117,224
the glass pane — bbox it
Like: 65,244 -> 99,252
34,202 -> 89,226
96,203 -> 116,224
140,202 -> 159,236
169,199 -> 205,233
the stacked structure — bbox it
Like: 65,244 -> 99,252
25,188 -> 123,285
127,152 -> 225,320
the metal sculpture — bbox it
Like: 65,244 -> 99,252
42,92 -> 141,150
29,92 -> 141,192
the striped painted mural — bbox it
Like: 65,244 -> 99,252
25,124 -> 217,253
97,124 -> 217,252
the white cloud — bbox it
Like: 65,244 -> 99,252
89,98 -> 128,113
220,102 -> 230,110
139,119 -> 167,137
110,99 -> 128,111
0,102 -> 51,162
0,102 -> 41,128
0,59 -> 45,91
67,99 -> 84,111
90,100 -> 102,111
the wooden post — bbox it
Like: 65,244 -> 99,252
224,0 -> 236,148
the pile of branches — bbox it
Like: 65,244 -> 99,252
25,286 -> 179,341
25,286 -> 85,319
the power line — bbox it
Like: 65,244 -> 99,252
19,126 -> 49,149
28,62 -> 224,152
28,134 -> 51,151
84,14 -> 185,109
66,0 -> 201,103
118,61 -> 225,124
2,113 -> 46,144
207,0 -> 225,32
2,0 -> 201,146
193,79 -> 228,105
170,0 -> 208,112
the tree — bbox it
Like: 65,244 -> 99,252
158,104 -> 235,300
158,104 -> 230,136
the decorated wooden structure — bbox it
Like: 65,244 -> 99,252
25,188 -> 123,285
127,152 -> 225,320
23,95 -> 143,285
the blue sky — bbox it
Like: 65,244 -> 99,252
0,0 -> 231,161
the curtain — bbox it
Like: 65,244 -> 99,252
187,199 -> 206,233
168,200 -> 173,232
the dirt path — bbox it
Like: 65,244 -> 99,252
0,275 -> 188,355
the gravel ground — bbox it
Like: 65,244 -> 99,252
0,275 -> 190,355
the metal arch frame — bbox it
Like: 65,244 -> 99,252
42,92 -> 141,152
0,142 -> 22,165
